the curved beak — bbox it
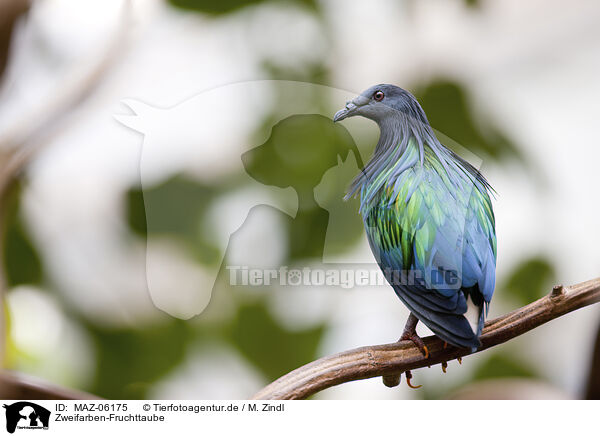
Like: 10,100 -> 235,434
333,101 -> 358,122
333,95 -> 369,122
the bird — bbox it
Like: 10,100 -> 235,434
333,84 -> 496,362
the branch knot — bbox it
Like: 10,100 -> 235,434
551,284 -> 565,299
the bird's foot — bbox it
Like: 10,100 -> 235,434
399,332 -> 429,359
457,357 -> 462,365
405,370 -> 422,389
441,361 -> 448,373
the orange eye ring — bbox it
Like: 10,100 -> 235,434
373,90 -> 384,101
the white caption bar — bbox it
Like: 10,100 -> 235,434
0,400 -> 594,435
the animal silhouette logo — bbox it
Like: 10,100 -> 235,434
115,81 -> 367,319
3,402 -> 50,434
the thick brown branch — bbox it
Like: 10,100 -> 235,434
252,278 -> 600,400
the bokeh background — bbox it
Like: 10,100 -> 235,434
1,0 -> 599,400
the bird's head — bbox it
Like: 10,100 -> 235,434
333,84 -> 428,126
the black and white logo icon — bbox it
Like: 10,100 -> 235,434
3,402 -> 50,434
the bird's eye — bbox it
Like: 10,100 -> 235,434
373,90 -> 384,101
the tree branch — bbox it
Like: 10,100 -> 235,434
251,277 -> 600,400
0,371 -> 98,400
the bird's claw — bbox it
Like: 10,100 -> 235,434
441,361 -> 448,373
399,333 -> 429,359
405,370 -> 422,389
457,357 -> 462,365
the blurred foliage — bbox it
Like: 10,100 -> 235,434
169,0 -> 265,15
82,295 -> 325,398
243,115 -> 356,192
262,61 -> 329,86
471,353 -> 538,381
415,80 -> 522,162
127,176 -> 221,266
422,352 -> 541,400
503,257 -> 556,306
227,300 -> 325,381
3,301 -> 15,367
168,0 -> 317,16
1,182 -> 43,287
85,318 -> 191,399
243,114 -> 363,259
